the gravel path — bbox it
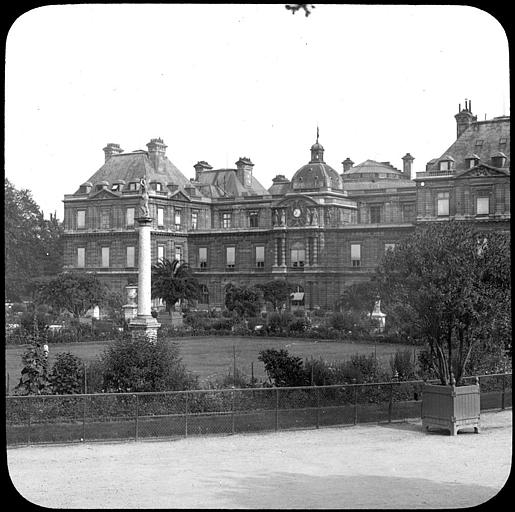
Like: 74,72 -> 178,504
7,410 -> 511,509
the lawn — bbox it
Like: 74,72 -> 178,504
5,336 -> 417,392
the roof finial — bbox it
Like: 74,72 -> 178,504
316,125 -> 319,144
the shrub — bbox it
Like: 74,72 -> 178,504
101,335 -> 198,392
49,352 -> 84,394
389,349 -> 418,381
14,340 -> 51,395
258,349 -> 309,387
287,318 -> 308,333
19,311 -> 50,335
267,312 -> 293,335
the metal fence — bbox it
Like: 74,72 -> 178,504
5,373 -> 511,446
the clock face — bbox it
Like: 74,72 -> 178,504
293,208 -> 301,218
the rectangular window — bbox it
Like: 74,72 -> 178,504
384,243 -> 396,253
126,246 -> 135,267
402,203 -> 415,222
77,210 -> 86,229
111,183 -> 120,192
439,161 -> 450,171
370,205 -> 381,224
291,249 -> 305,267
199,247 -> 207,268
226,247 -> 235,268
476,196 -> 489,215
101,247 -> 110,268
126,207 -> 135,227
77,247 -> 85,268
249,211 -> 259,228
174,209 -> 181,229
157,208 -> 164,227
129,182 -> 138,191
222,212 -> 232,229
351,244 -> 361,267
256,246 -> 265,267
157,245 -> 165,262
154,182 -> 162,192
191,211 -> 198,230
175,246 -> 182,262
437,192 -> 450,216
100,209 -> 110,229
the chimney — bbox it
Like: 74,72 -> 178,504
401,153 -> 415,179
103,143 -> 123,162
146,138 -> 167,170
454,99 -> 477,139
193,160 -> 213,181
235,157 -> 254,188
342,158 -> 354,173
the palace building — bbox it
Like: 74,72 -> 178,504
62,102 -> 510,310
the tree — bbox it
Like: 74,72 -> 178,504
256,280 -> 294,311
100,334 -> 197,392
4,178 -> 63,301
336,281 -> 378,315
34,272 -> 108,318
376,222 -> 510,386
224,283 -> 263,318
151,259 -> 201,313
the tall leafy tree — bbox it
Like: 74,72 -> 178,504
34,272 -> 108,318
4,178 -> 63,301
336,280 -> 379,314
376,222 -> 510,386
255,280 -> 293,311
151,259 -> 201,313
224,283 -> 263,318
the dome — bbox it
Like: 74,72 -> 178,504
310,141 -> 324,152
342,160 -> 406,181
292,162 -> 343,190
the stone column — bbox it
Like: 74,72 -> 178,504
129,216 -> 160,342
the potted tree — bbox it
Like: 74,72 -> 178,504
377,222 -> 510,435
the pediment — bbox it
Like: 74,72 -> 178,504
169,190 -> 192,202
89,188 -> 120,199
455,164 -> 509,179
275,194 -> 318,208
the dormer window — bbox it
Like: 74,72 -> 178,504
465,154 -> 480,169
439,160 -> 451,171
152,182 -> 163,192
499,137 -> 507,146
128,182 -> 138,191
491,152 -> 507,168
475,139 -> 484,148
111,183 -> 121,191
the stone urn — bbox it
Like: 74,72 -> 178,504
421,376 -> 480,436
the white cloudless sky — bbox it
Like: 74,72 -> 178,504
5,4 -> 510,219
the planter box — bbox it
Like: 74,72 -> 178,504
422,382 -> 480,436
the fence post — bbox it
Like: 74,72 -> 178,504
27,396 -> 32,445
501,374 -> 506,411
185,392 -> 189,438
316,386 -> 320,429
275,388 -> 279,432
388,382 -> 394,423
353,385 -> 358,425
82,394 -> 86,442
231,389 -> 235,435
135,394 -> 139,442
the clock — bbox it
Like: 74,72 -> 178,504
293,208 -> 301,218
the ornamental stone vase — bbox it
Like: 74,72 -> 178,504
421,377 -> 480,436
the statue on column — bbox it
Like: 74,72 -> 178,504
280,208 -> 286,226
139,176 -> 150,218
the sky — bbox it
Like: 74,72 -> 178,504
5,4 -> 510,219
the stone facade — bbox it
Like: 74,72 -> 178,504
62,103 -> 510,311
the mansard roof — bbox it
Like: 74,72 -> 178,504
195,168 -> 268,198
426,116 -> 510,172
74,151 -> 191,195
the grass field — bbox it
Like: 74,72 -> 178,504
5,336 -> 417,392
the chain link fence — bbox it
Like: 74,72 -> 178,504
6,373 -> 511,446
